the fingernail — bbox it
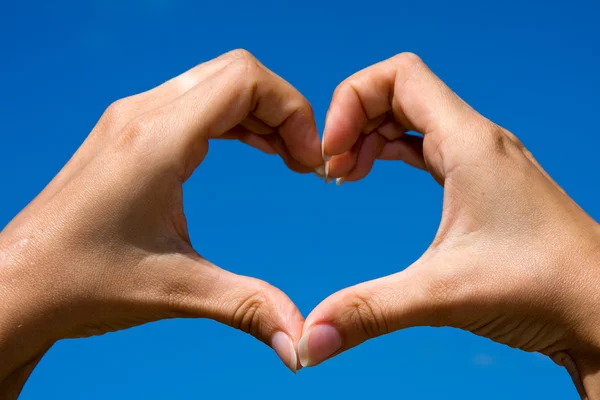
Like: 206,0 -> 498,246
336,177 -> 346,186
315,166 -> 325,177
298,324 -> 342,368
271,331 -> 298,373
324,161 -> 330,182
325,177 -> 334,184
321,140 -> 332,162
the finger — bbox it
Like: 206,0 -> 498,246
156,253 -> 305,373
361,114 -> 406,141
362,114 -> 387,134
377,118 -> 406,141
378,135 -> 426,170
220,129 -> 313,174
263,134 -> 315,174
322,52 -> 480,165
221,127 -> 278,155
331,134 -> 427,183
139,50 -> 322,177
338,133 -> 386,184
327,117 -> 405,180
327,136 -> 364,178
133,50 -> 257,110
228,113 -> 314,174
239,114 -> 276,136
101,50 -> 244,133
298,260 -> 448,368
237,132 -> 278,155
43,51 -> 249,204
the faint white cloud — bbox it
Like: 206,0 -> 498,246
472,353 -> 494,367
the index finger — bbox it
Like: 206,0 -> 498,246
125,50 -> 324,175
322,52 -> 476,158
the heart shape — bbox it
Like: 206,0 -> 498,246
1,50 -> 594,398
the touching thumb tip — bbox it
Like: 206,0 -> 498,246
298,324 -> 342,368
271,331 -> 298,373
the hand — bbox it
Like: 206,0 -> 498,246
300,53 -> 600,398
0,49 -> 323,397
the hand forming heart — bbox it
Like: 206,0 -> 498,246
0,50 -> 599,399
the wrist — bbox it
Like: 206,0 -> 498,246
0,239 -> 55,397
559,223 -> 600,399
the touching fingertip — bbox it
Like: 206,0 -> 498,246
321,139 -> 332,162
315,166 -> 325,179
272,331 -> 298,373
298,324 -> 342,368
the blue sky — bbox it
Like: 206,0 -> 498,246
1,0 -> 599,398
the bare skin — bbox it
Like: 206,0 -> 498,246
1,50 -> 599,399
0,49 -> 324,398
299,53 -> 600,399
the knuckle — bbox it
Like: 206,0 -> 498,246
334,73 -> 361,98
331,83 -> 345,103
500,126 -> 526,151
393,52 -> 424,72
303,101 -> 315,118
228,49 -> 261,73
231,287 -> 270,340
478,123 -> 525,159
391,52 -> 426,96
484,124 -> 512,155
439,121 -> 525,170
99,98 -> 134,128
340,290 -> 389,339
227,48 -> 256,62
105,98 -> 131,117
118,113 -> 158,148
220,51 -> 262,92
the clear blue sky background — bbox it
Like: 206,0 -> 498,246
1,0 -> 599,398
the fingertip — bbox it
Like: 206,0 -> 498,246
298,323 -> 343,368
327,154 -> 354,178
281,110 -> 323,168
323,97 -> 368,158
378,136 -> 427,170
265,134 -> 317,174
203,271 -> 305,372
343,133 -> 385,182
327,135 -> 365,178
321,139 -> 331,162
272,331 -> 299,373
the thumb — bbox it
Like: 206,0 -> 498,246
154,252 -> 304,373
299,260 -> 452,368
